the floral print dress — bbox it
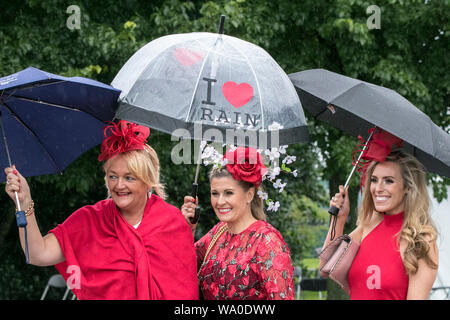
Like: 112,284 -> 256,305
195,220 -> 294,300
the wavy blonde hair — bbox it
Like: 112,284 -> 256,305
358,150 -> 438,275
103,146 -> 167,200
209,167 -> 266,221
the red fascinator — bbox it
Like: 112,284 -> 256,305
354,127 -> 403,191
224,147 -> 268,187
98,120 -> 150,161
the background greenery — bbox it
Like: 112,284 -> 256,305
0,0 -> 448,299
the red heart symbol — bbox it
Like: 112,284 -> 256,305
174,48 -> 204,66
222,81 -> 254,108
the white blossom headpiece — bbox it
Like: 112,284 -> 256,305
200,141 -> 298,212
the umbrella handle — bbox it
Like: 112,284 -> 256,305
328,204 -> 340,240
189,182 -> 200,224
328,206 -> 340,216
16,209 -> 27,227
327,129 -> 375,239
1,112 -> 28,228
1,110 -> 30,263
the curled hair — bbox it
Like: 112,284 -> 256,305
358,150 -> 438,275
103,146 -> 167,200
209,166 -> 266,221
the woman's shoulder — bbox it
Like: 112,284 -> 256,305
194,222 -> 225,248
250,221 -> 287,246
210,221 -> 228,235
146,195 -> 192,231
73,199 -> 115,219
251,221 -> 292,262
252,220 -> 282,235
150,194 -> 183,214
55,199 -> 113,233
349,224 -> 364,243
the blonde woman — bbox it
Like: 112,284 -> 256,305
322,150 -> 438,300
4,121 -> 198,300
182,147 -> 294,300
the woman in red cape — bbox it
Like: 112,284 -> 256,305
181,147 -> 294,300
4,120 -> 198,300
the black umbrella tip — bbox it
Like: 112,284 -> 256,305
218,15 -> 226,34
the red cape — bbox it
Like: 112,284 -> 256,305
49,195 -> 198,300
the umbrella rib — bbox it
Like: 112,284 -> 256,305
226,40 -> 264,130
313,106 -> 331,119
184,40 -> 216,123
4,80 -> 66,96
306,82 -> 366,119
328,82 -> 367,105
11,95 -> 106,124
1,101 -> 63,174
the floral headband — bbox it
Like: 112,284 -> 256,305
201,142 -> 298,212
354,127 -> 403,191
224,147 -> 268,188
98,120 -> 150,162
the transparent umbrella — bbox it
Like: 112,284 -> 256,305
112,16 -> 309,223
112,16 -> 309,149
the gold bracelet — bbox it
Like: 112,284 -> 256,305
15,200 -> 35,217
26,208 -> 35,217
25,200 -> 34,216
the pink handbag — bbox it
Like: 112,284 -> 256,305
319,234 -> 360,294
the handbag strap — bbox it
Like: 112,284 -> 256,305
330,215 -> 338,240
198,223 -> 228,277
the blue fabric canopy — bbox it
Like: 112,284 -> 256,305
0,67 -> 121,179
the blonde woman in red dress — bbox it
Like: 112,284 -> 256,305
182,147 -> 294,300
322,147 -> 439,300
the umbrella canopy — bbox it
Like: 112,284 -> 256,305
111,31 -> 309,148
0,66 -> 121,179
289,68 -> 450,178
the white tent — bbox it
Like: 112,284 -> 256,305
429,186 -> 450,300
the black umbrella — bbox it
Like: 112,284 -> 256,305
112,16 -> 310,223
289,68 -> 450,220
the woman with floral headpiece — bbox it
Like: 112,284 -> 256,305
181,147 -> 294,300
321,129 -> 439,300
4,120 -> 198,300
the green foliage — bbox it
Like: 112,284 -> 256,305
270,195 -> 329,265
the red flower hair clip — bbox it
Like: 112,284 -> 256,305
224,147 -> 268,187
353,127 -> 403,191
98,120 -> 150,162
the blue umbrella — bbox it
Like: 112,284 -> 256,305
0,67 -> 120,178
0,66 -> 120,263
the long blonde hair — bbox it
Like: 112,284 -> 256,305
209,167 -> 266,221
358,150 -> 438,275
103,146 -> 167,200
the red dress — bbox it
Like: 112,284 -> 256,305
49,195 -> 198,300
348,212 -> 408,300
195,220 -> 294,300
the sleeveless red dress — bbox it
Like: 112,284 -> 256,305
348,212 -> 409,300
